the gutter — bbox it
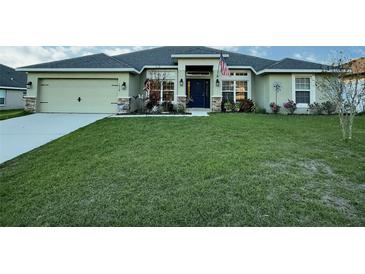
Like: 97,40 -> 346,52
0,86 -> 26,90
16,66 -> 327,76
16,68 -> 140,73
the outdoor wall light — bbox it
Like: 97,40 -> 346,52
179,78 -> 184,86
215,79 -> 220,87
122,82 -> 127,90
26,81 -> 32,89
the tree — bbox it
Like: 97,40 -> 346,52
316,53 -> 365,140
142,70 -> 167,113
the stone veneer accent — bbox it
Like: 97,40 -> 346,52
212,96 -> 222,112
24,97 -> 37,112
177,96 -> 187,109
117,97 -> 131,113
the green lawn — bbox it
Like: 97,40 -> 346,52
1,114 -> 364,226
0,109 -> 30,121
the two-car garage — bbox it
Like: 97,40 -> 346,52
38,78 -> 119,113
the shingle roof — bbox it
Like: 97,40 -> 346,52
113,46 -> 219,70
264,58 -> 326,70
17,47 -> 326,73
20,53 -> 133,69
113,46 -> 277,71
0,64 -> 27,89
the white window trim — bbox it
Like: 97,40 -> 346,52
222,79 -> 251,102
147,70 -> 178,103
222,70 -> 252,101
150,79 -> 177,103
292,74 -> 316,108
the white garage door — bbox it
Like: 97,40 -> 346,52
38,79 -> 119,113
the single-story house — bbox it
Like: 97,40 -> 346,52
0,64 -> 27,110
18,46 -> 329,113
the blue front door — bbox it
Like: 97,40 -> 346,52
187,79 -> 210,108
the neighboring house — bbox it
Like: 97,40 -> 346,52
18,46 -> 328,114
345,57 -> 365,112
0,64 -> 27,110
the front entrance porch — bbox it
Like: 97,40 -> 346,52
184,65 -> 213,109
186,79 -> 210,108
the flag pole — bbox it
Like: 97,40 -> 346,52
217,50 -> 222,78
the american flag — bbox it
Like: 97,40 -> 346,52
219,52 -> 230,76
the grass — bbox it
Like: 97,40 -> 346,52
0,114 -> 364,226
0,109 -> 30,121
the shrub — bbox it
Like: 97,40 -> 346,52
176,103 -> 186,114
309,102 -> 323,114
145,100 -> 154,112
221,100 -> 226,112
321,101 -> 336,114
234,102 -> 241,112
161,101 -> 174,112
151,105 -> 161,114
269,102 -> 281,114
224,101 -> 234,112
283,99 -> 297,114
239,99 -> 255,112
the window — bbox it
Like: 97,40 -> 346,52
149,80 -> 175,103
149,80 -> 161,103
235,81 -> 248,102
222,81 -> 234,102
222,80 -> 248,103
295,77 -> 311,104
229,71 -> 248,76
0,90 -> 6,105
162,81 -> 174,102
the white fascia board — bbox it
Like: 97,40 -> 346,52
228,66 -> 258,74
16,68 -> 139,73
0,86 -> 26,90
140,65 -> 177,70
171,54 -> 229,58
257,69 -> 324,75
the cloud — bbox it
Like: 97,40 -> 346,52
293,53 -> 317,62
102,46 -> 152,56
293,52 -> 332,64
0,46 -> 154,68
247,46 -> 271,57
0,46 -> 72,68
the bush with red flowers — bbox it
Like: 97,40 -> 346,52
269,102 -> 281,114
283,99 -> 297,114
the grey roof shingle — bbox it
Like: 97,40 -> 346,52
264,58 -> 326,70
20,53 -> 133,69
113,46 -> 277,71
0,64 -> 27,89
17,47 -> 326,73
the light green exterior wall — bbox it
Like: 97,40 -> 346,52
25,66 -> 328,114
252,75 -> 269,111
177,59 -> 221,98
252,73 -> 327,113
128,73 -> 140,112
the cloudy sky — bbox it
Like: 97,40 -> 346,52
0,46 -> 364,68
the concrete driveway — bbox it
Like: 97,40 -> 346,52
0,113 -> 108,164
